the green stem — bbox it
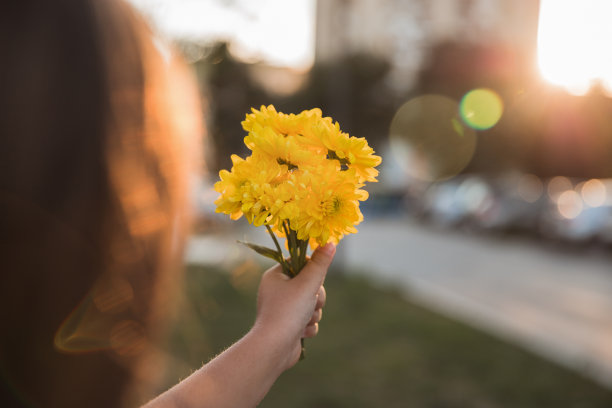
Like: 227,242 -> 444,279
290,228 -> 298,277
282,221 -> 296,277
280,220 -> 308,361
292,230 -> 302,274
266,225 -> 291,275
298,238 -> 308,270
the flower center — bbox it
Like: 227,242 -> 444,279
277,158 -> 298,171
327,150 -> 350,171
322,197 -> 341,216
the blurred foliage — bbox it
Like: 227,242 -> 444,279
156,264 -> 612,407
291,52 -> 396,153
416,41 -> 612,179
192,40 -> 612,179
193,43 -> 395,173
193,43 -> 269,172
415,41 -> 533,176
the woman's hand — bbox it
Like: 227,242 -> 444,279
142,243 -> 335,408
254,242 -> 336,369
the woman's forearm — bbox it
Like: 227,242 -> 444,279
143,244 -> 334,408
143,326 -> 290,408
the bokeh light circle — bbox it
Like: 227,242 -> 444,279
580,179 -> 606,207
557,190 -> 583,219
459,88 -> 504,130
389,94 -> 476,182
517,174 -> 544,203
547,176 -> 573,200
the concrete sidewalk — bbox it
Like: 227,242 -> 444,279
339,217 -> 612,389
185,217 -> 612,389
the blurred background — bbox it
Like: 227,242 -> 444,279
130,0 -> 612,406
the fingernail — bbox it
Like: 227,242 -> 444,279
321,242 -> 336,255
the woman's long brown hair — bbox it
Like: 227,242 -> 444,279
0,1 -> 201,406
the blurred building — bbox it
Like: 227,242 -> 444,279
315,0 -> 540,92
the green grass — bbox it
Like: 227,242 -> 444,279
158,263 -> 612,407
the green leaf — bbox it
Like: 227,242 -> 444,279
237,241 -> 285,265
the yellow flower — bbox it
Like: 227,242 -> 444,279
213,155 -> 248,220
214,154 -> 287,224
216,104 -> 381,353
314,126 -> 381,183
258,177 -> 301,228
242,105 -> 311,138
244,124 -> 322,170
289,161 -> 368,246
334,134 -> 382,183
216,104 -> 380,251
295,109 -> 382,183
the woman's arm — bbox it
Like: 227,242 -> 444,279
143,243 -> 335,408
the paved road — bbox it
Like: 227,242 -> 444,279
185,217 -> 612,388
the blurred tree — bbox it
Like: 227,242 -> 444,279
194,43 -> 269,172
195,47 -> 396,172
415,40 -> 612,179
296,53 -> 396,151
416,41 -> 536,175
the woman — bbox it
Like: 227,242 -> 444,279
0,0 -> 334,407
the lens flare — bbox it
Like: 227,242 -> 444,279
459,88 -> 504,130
389,94 -> 476,182
54,295 -> 112,353
109,320 -> 147,357
93,276 -> 134,313
55,276 -> 135,353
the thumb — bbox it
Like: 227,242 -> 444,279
294,242 -> 336,290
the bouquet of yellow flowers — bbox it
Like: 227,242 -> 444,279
215,105 -> 380,280
214,105 -> 381,278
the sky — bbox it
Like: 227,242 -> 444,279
538,0 -> 612,95
128,0 -> 317,69
127,0 -> 612,92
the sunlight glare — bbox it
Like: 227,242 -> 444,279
538,0 -> 612,95
129,0 -> 316,69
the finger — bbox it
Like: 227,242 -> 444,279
303,322 -> 319,338
294,243 -> 335,290
315,286 -> 326,309
308,308 -> 322,325
261,263 -> 290,283
309,242 -> 335,271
